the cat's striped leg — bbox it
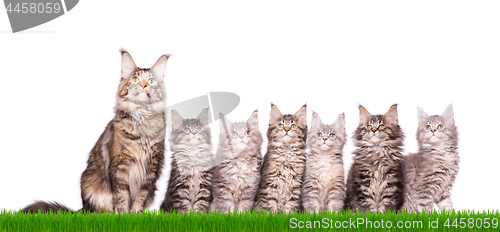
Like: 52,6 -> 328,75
436,195 -> 453,211
302,188 -> 322,213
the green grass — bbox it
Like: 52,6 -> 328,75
1,209 -> 499,232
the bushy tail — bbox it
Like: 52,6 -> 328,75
21,200 -> 73,213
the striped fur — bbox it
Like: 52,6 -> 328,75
401,105 -> 459,212
22,51 -> 168,213
344,104 -> 404,212
253,104 -> 307,213
211,111 -> 263,213
302,112 -> 346,213
160,109 -> 214,213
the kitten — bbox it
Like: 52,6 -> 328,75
210,111 -> 263,213
22,51 -> 168,213
253,104 -> 307,213
302,112 -> 346,213
401,105 -> 459,212
160,109 -> 214,213
344,104 -> 404,212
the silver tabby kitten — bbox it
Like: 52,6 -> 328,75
211,111 -> 263,213
401,105 -> 459,212
344,104 -> 404,212
160,109 -> 214,213
253,104 -> 307,213
302,112 -> 347,213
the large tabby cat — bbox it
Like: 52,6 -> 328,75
160,109 -> 214,213
210,111 -> 263,213
302,112 -> 346,213
401,105 -> 459,212
22,51 -> 168,213
344,104 -> 404,212
253,104 -> 307,213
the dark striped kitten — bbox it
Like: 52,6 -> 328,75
302,112 -> 346,213
402,105 -> 459,212
253,104 -> 307,213
23,51 -> 168,213
160,109 -> 214,213
344,104 -> 404,212
211,111 -> 262,213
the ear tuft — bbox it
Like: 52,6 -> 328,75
384,104 -> 398,125
171,110 -> 184,130
359,105 -> 371,125
150,55 -> 168,82
294,105 -> 307,126
442,104 -> 455,126
417,107 -> 429,126
121,52 -> 138,79
197,108 -> 210,125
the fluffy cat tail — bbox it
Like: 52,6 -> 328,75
21,200 -> 73,213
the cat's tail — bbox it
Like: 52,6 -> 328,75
21,200 -> 73,213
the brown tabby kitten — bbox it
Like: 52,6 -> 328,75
253,104 -> 307,213
211,111 -> 263,213
22,51 -> 168,213
344,104 -> 404,212
401,105 -> 459,212
160,109 -> 214,213
302,112 -> 346,213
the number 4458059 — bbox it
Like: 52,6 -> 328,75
6,3 -> 62,14
444,218 -> 498,229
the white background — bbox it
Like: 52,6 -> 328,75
0,1 -> 499,211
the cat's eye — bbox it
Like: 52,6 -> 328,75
366,125 -> 372,130
291,124 -> 297,129
437,124 -> 444,130
148,78 -> 155,85
317,133 -> 323,138
183,128 -> 191,133
378,124 -> 385,130
245,130 -> 251,136
278,124 -> 284,129
329,133 -> 335,138
132,77 -> 139,83
232,131 -> 238,137
196,127 -> 202,133
425,125 -> 431,130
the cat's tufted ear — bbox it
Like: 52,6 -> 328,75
121,52 -> 138,79
246,110 -> 259,130
269,104 -> 283,124
332,113 -> 346,135
417,107 -> 429,127
171,110 -> 184,131
441,104 -> 455,126
294,104 -> 307,127
359,105 -> 371,125
310,112 -> 323,133
150,55 -> 168,82
219,113 -> 233,134
384,104 -> 399,125
197,108 -> 210,125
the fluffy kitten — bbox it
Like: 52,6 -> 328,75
302,112 -> 346,213
22,51 -> 168,213
344,104 -> 404,212
401,105 -> 459,212
160,109 -> 214,213
253,104 -> 307,213
210,111 -> 263,213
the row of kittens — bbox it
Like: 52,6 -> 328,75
21,52 -> 459,214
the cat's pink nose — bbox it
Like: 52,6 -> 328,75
431,129 -> 436,133
371,128 -> 377,133
323,138 -> 328,141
